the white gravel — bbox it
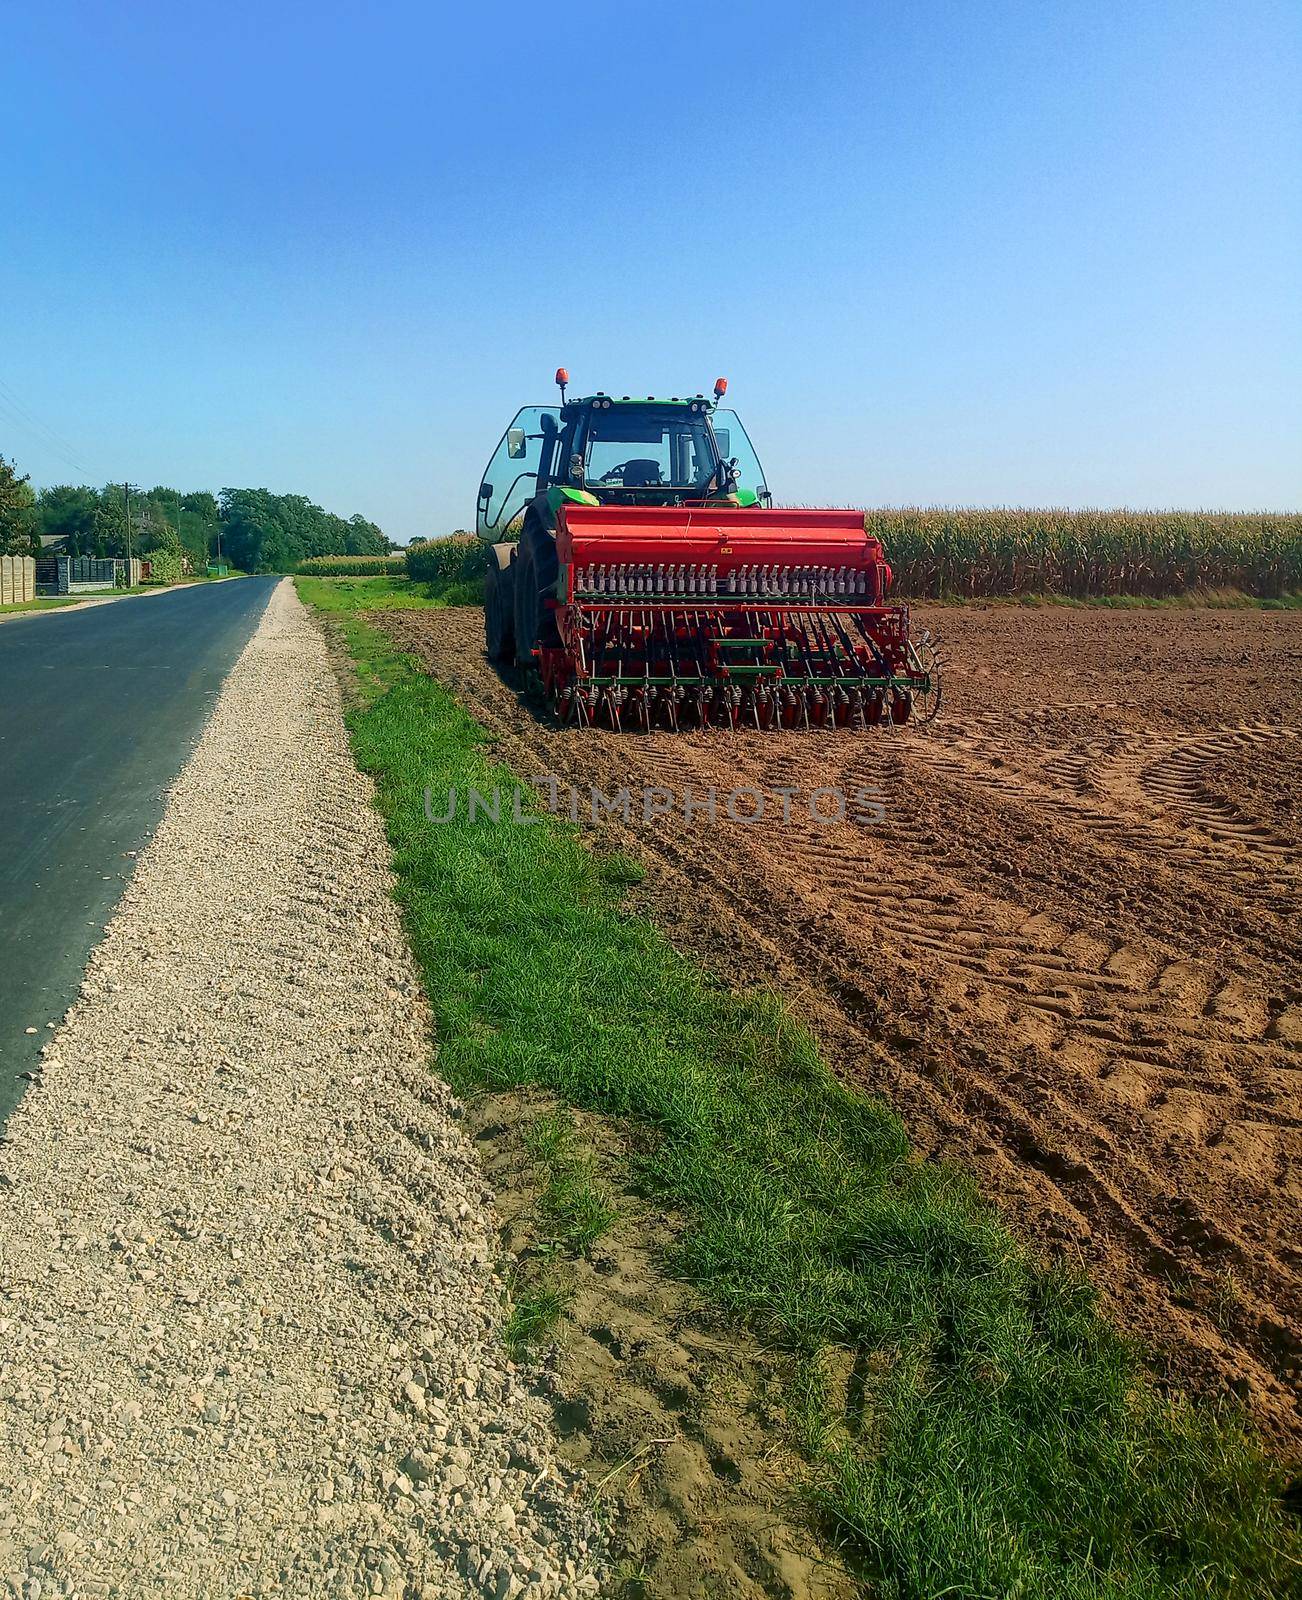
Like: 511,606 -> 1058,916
0,580 -> 603,1598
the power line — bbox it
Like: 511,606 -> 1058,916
0,410 -> 94,479
0,374 -> 97,480
0,374 -> 94,468
0,405 -> 93,479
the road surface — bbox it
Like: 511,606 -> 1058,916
0,578 -> 278,1119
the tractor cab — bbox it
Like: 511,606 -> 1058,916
476,377 -> 770,541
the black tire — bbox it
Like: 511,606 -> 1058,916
484,556 -> 515,662
512,517 -> 560,667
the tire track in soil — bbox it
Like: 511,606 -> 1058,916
376,604 -> 1302,1448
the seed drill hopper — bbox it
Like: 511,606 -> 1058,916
477,373 -> 939,730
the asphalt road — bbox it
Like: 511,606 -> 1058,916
0,578 -> 278,1121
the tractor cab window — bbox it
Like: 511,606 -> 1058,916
477,407 -> 560,538
582,406 -> 717,491
711,410 -> 770,502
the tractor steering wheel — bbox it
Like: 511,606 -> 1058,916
598,460 -> 666,488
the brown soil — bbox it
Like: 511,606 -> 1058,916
376,602 -> 1302,1451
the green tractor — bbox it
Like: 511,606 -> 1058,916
477,371 -> 768,666
474,370 -> 936,731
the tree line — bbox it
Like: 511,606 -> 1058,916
0,452 -> 389,572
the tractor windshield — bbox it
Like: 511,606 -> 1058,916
477,406 -> 560,538
582,407 -> 718,491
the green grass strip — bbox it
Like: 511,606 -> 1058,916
523,1109 -> 619,1256
298,577 -> 1299,1600
294,574 -> 480,613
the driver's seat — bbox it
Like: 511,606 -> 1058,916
621,458 -> 663,487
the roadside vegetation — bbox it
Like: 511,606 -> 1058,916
0,584 -> 164,614
296,554 -> 407,576
523,1108 -> 619,1258
299,570 -> 480,614
403,534 -> 485,603
0,450 -> 389,573
0,595 -> 91,614
501,1107 -> 619,1361
298,572 -> 1301,1600
296,539 -> 484,591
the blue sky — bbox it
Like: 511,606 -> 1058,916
2,0 -> 1298,541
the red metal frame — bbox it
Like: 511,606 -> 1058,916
555,504 -> 891,590
535,503 -> 924,730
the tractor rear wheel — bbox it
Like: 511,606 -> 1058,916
513,519 -> 560,668
484,546 -> 516,662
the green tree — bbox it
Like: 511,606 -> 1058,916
218,487 -> 388,571
142,487 -> 219,570
345,512 -> 388,555
130,493 -> 174,554
180,491 -> 219,569
92,484 -> 129,557
145,517 -> 186,581
0,454 -> 39,556
37,484 -> 99,554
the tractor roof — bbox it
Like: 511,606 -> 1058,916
564,393 -> 716,415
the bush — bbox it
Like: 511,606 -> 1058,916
295,554 -> 406,577
144,548 -> 184,583
404,536 -> 484,586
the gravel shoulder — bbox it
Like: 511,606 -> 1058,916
0,580 -> 603,1598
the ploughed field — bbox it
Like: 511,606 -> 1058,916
377,602 -> 1302,1446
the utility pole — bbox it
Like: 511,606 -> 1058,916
123,483 -> 133,581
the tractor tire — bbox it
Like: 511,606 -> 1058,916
512,517 -> 560,668
484,545 -> 516,662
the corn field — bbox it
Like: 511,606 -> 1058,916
295,554 -> 406,576
863,509 -> 1302,600
404,535 -> 483,586
304,515 -> 1301,600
